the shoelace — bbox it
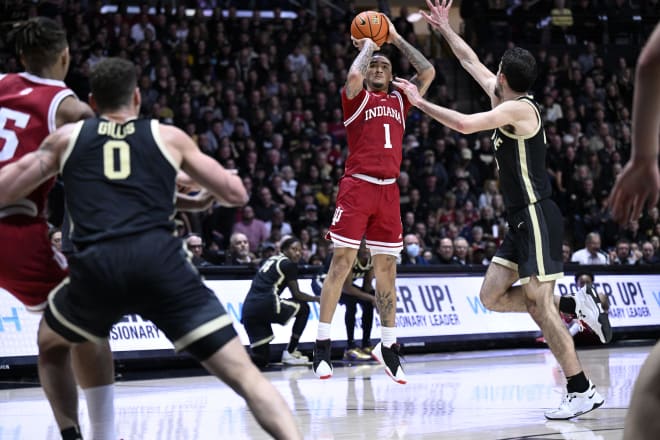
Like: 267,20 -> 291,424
558,393 -> 576,408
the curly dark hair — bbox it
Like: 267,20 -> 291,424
9,16 -> 67,73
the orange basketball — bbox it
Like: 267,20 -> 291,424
350,11 -> 389,47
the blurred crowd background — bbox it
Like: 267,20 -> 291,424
1,0 -> 658,268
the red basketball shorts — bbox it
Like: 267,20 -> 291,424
0,218 -> 68,310
326,176 -> 403,256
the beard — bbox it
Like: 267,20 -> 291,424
370,79 -> 387,91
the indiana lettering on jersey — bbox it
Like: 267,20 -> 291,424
97,121 -> 136,139
364,105 -> 402,124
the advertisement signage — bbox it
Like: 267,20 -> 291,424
1,273 -> 659,364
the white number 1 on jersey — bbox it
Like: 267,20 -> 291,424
383,123 -> 392,149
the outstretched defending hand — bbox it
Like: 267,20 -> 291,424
608,160 -> 660,224
421,0 -> 453,31
392,77 -> 423,106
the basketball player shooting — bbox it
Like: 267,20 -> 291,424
312,14 -> 435,383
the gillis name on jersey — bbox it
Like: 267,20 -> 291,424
98,120 -> 136,139
364,105 -> 402,123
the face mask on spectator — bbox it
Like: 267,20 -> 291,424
406,243 -> 420,258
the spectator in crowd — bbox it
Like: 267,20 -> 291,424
400,233 -> 428,265
549,0 -> 575,45
562,241 -> 573,264
610,238 -> 636,265
478,179 -> 499,209
227,232 -> 255,265
186,233 -> 212,267
265,206 -> 293,240
258,240 -> 278,261
453,237 -> 471,265
253,185 -> 279,222
241,236 -> 319,367
637,241 -> 660,265
571,232 -> 610,265
294,203 -> 321,240
434,237 -> 460,265
232,205 -> 269,254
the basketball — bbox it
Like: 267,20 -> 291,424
350,11 -> 389,47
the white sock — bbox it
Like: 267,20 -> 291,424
381,326 -> 396,348
568,321 -> 581,336
317,322 -> 331,341
83,384 -> 116,440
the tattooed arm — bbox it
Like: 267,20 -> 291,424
0,122 -> 74,206
345,37 -> 379,99
383,15 -> 435,96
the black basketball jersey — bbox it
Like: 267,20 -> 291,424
350,255 -> 373,282
247,254 -> 299,300
491,96 -> 552,212
61,118 -> 177,246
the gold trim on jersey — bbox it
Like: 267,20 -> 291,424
491,256 -> 518,271
59,120 -> 84,174
273,258 -> 287,314
497,97 -> 541,140
250,335 -> 275,348
173,314 -> 233,352
537,272 -> 564,282
518,137 -> 538,205
528,204 -> 546,277
519,272 -> 564,285
280,299 -> 301,325
150,119 -> 179,172
47,278 -> 106,345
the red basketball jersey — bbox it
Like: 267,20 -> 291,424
0,72 -> 74,217
341,87 -> 411,179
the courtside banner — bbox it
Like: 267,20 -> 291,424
1,273 -> 659,360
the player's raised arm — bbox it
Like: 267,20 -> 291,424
422,0 -> 497,103
382,14 -> 435,96
345,37 -> 380,99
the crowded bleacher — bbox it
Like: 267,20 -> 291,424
1,0 -> 658,267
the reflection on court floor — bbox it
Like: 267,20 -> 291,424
0,344 -> 648,439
